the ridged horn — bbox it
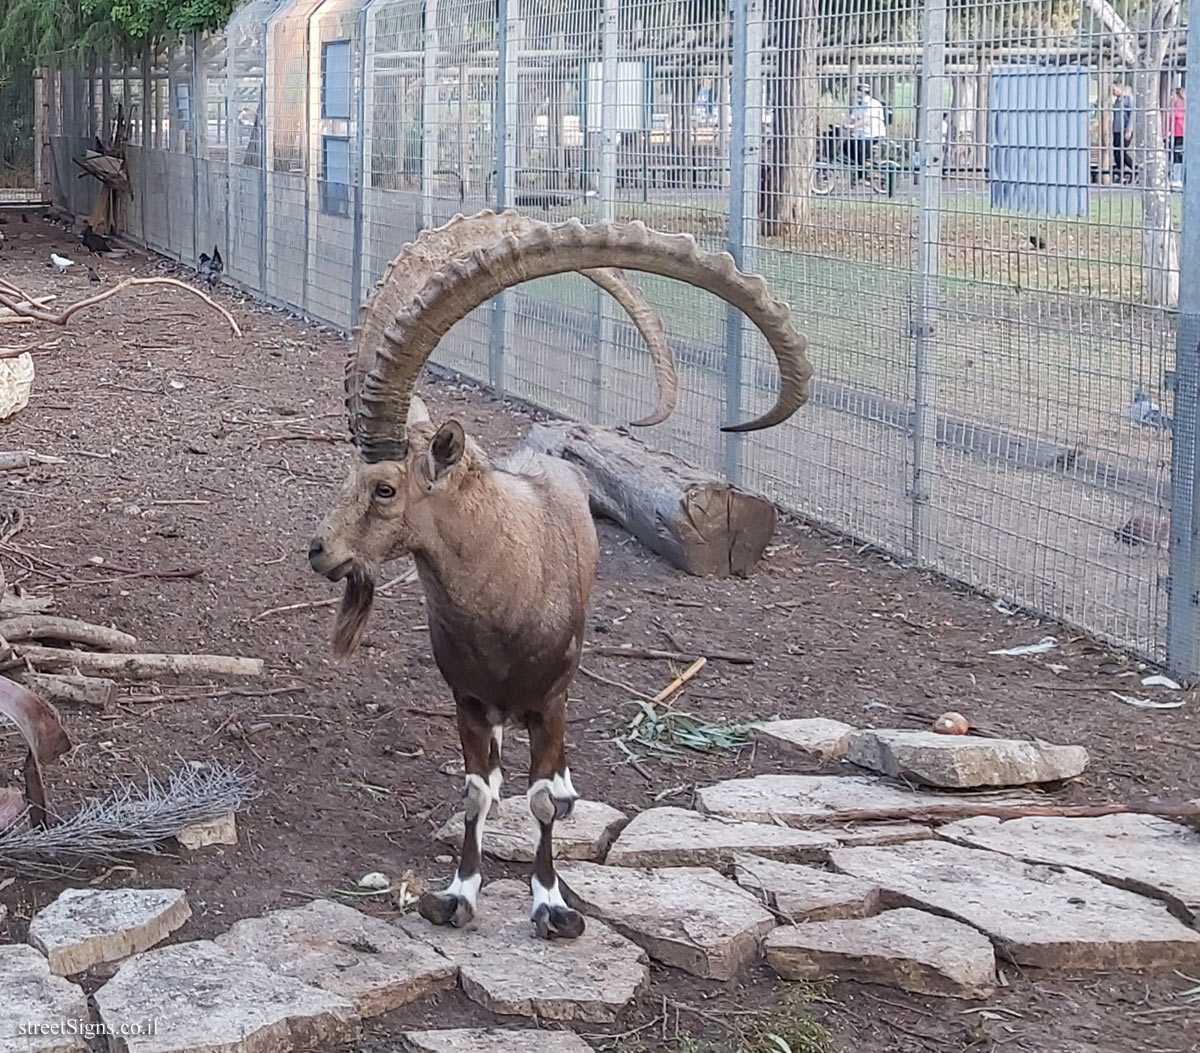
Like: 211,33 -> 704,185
352,210 -> 812,463
348,211 -> 677,455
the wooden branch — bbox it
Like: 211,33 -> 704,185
0,785 -> 21,830
0,451 -> 67,471
13,646 -> 263,679
0,616 -> 136,652
586,645 -> 755,665
0,593 -> 55,616
0,278 -> 241,337
9,671 -> 116,707
815,799 -> 1200,828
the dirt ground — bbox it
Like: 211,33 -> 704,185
0,214 -> 1198,1053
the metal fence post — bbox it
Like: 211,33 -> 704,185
1166,0 -> 1200,676
910,0 -> 947,564
592,0 -> 619,421
351,3 -> 368,319
725,0 -> 761,484
488,0 -> 517,397
421,0 -> 439,231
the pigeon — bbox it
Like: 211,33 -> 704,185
81,224 -> 112,254
49,252 -> 74,274
87,266 -> 101,283
1130,388 -> 1171,429
197,245 -> 223,286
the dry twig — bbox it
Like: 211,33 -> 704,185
0,615 -> 136,652
12,646 -> 263,679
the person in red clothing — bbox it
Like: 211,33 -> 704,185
1168,87 -> 1185,188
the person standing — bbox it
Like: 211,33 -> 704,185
1111,82 -> 1134,184
1168,87 -> 1185,189
843,83 -> 887,184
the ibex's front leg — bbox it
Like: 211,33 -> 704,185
526,699 -> 585,940
419,698 -> 500,928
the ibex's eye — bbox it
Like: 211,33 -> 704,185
373,483 -> 396,500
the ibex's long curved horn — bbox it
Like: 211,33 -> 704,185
350,210 -> 812,463
347,212 -> 677,448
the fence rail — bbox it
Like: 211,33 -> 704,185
44,0 -> 1200,673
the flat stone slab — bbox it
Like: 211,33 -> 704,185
434,797 -> 626,863
215,898 -> 456,1017
401,1029 -> 593,1052
28,888 -> 191,976
605,806 -> 839,867
697,774 -> 1030,827
940,814 -> 1200,924
765,907 -> 996,998
733,854 -> 881,921
831,841 -> 1200,970
397,880 -> 647,1022
847,729 -> 1089,788
94,940 -> 359,1053
0,944 -> 90,1052
559,861 -> 776,980
176,814 -> 237,849
752,718 -> 857,761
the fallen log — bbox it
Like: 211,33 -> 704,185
0,616 -> 136,652
0,451 -> 66,471
526,422 -> 777,577
10,671 -> 117,707
0,593 -> 55,616
13,646 -> 263,679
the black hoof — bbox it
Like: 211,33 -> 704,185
554,795 -> 578,821
419,890 -> 475,928
533,903 -> 586,940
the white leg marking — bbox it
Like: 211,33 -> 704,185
532,874 -> 568,913
462,773 -> 493,857
527,778 -> 555,824
445,871 -> 482,909
551,768 -> 578,801
488,726 -> 504,806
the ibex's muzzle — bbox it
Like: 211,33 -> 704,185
308,536 -> 352,581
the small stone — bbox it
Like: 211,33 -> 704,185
832,841 -> 1200,969
434,797 -> 627,863
765,908 -> 996,998
846,729 -> 1088,788
752,718 -> 857,761
358,872 -> 391,891
215,899 -> 456,1017
28,888 -> 192,976
175,813 -> 237,849
940,814 -> 1200,924
605,807 -> 838,868
400,1029 -> 594,1052
397,880 -> 647,1022
558,862 -> 775,980
697,774 -> 1030,827
0,944 -> 90,1052
733,855 -> 881,921
435,854 -> 453,865
94,940 -> 358,1053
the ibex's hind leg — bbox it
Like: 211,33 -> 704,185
419,699 -> 496,928
526,700 -> 585,940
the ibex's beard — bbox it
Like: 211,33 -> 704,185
332,566 -> 376,658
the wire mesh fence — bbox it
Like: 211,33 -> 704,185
41,0 -> 1200,671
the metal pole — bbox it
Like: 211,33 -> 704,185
724,0 -> 762,485
421,0 -> 440,231
592,0 -> 619,420
488,0 -> 517,397
350,3 -> 369,319
1166,0 -> 1200,676
910,0 -> 947,564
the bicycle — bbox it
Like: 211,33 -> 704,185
811,145 -> 893,196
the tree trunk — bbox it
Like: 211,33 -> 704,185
759,0 -> 819,239
1136,10 -> 1181,308
948,75 -> 977,172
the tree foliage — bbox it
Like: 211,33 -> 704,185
0,0 -> 235,65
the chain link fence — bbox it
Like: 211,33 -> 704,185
43,0 -> 1200,672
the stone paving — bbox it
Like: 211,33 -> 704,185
5,725 -> 1200,1051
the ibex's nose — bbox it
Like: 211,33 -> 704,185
307,537 -> 325,569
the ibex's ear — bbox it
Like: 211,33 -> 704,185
428,420 -> 465,481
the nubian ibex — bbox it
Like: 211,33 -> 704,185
309,210 -> 812,939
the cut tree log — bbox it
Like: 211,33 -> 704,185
0,451 -> 66,470
10,671 -> 117,707
0,616 -> 136,652
0,593 -> 55,616
12,646 -> 263,679
526,422 -> 777,577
